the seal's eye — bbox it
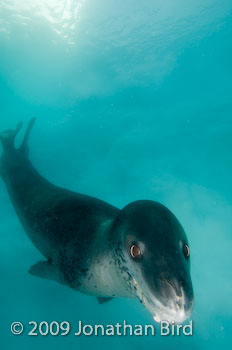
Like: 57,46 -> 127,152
183,244 -> 190,259
130,244 -> 141,259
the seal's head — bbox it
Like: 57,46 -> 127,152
112,200 -> 194,323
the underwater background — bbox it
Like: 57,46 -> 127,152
0,0 -> 232,349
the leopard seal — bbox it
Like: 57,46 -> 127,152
0,119 -> 194,323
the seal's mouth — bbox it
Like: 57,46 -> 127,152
133,278 -> 193,324
144,294 -> 190,324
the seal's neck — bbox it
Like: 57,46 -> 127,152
79,219 -> 136,299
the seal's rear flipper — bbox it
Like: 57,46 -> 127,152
0,121 -> 23,151
0,118 -> 35,154
29,260 -> 64,284
20,117 -> 36,155
97,297 -> 114,304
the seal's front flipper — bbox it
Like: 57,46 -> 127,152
29,260 -> 63,284
97,297 -> 114,304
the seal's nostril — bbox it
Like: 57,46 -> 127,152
167,279 -> 182,297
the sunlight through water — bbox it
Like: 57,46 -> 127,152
0,0 -> 85,44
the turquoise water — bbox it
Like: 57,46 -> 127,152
1,0 -> 232,349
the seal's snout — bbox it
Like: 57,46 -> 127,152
166,279 -> 182,297
158,276 -> 193,307
182,287 -> 194,317
155,277 -> 183,301
150,277 -> 194,323
172,287 -> 194,317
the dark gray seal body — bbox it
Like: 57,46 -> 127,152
0,120 -> 194,323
